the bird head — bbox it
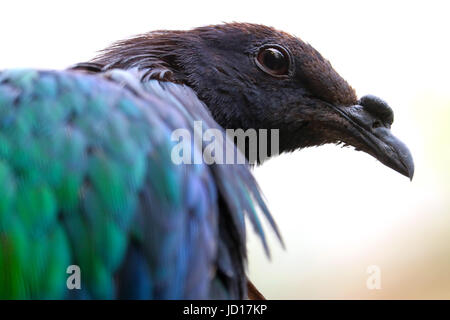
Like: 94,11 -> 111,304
85,23 -> 414,179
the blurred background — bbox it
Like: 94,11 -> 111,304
1,0 -> 448,299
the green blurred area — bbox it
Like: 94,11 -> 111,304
417,92 -> 450,186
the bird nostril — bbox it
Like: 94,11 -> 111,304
372,120 -> 383,129
359,94 -> 394,126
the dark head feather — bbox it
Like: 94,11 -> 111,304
73,23 -> 413,178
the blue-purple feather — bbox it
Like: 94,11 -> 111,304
0,68 -> 281,299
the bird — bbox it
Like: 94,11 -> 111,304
0,23 -> 414,299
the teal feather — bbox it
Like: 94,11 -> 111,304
0,68 -> 281,299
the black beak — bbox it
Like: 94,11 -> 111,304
333,95 -> 414,180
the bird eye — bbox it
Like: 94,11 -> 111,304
255,46 -> 290,77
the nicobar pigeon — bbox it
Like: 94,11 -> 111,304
0,23 -> 414,299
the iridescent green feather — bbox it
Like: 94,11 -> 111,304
0,68 -> 281,299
